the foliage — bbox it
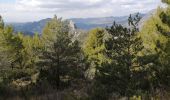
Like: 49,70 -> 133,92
1,1 -> 170,98
93,14 -> 145,99
138,2 -> 170,99
162,0 -> 170,4
83,28 -> 107,79
38,16 -> 86,89
139,8 -> 169,54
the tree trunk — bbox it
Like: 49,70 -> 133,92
127,96 -> 130,100
56,54 -> 60,90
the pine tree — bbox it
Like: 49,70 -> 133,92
144,1 -> 170,97
126,1 -> 170,98
38,16 -> 85,90
151,39 -> 170,98
95,14 -> 144,99
154,1 -> 170,95
83,28 -> 107,79
0,16 -> 34,83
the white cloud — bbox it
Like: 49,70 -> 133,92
0,0 -> 163,22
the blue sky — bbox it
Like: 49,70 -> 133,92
0,0 -> 163,22
0,0 -> 15,3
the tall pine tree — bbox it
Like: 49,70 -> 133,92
38,16 -> 86,90
94,14 -> 144,99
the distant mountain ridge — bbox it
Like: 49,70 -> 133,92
7,12 -> 153,35
8,18 -> 51,35
71,13 -> 146,30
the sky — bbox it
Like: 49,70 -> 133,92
0,0 -> 163,22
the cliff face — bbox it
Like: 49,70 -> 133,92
68,20 -> 81,41
69,20 -> 77,31
68,20 -> 87,43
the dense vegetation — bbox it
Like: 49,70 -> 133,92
0,0 -> 170,100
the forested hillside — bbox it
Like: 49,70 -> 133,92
0,0 -> 170,100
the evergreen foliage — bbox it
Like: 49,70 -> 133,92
38,16 -> 86,89
1,0 -> 170,98
92,14 -> 144,99
83,28 -> 107,79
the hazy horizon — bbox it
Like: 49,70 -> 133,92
6,11 -> 150,23
0,0 -> 163,22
